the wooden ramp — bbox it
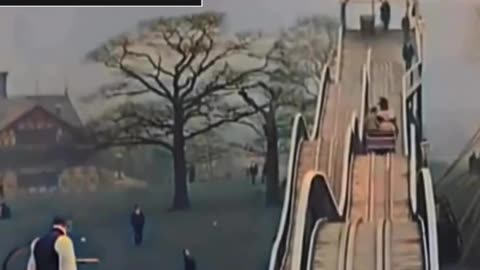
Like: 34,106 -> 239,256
282,140 -> 317,270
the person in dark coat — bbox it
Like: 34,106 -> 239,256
0,201 -> 11,219
183,249 -> 196,270
340,0 -> 347,30
402,41 -> 415,71
249,162 -> 258,185
469,152 -> 477,175
130,204 -> 145,246
401,14 -> 411,42
261,162 -> 267,184
188,164 -> 196,183
380,0 -> 391,30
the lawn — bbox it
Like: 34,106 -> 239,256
0,180 -> 281,270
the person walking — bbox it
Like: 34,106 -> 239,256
183,249 -> 196,270
249,162 -> 258,185
402,41 -> 415,71
380,0 -> 391,31
340,0 -> 347,30
27,216 -> 77,270
188,164 -> 196,183
469,152 -> 477,175
130,204 -> 145,246
401,14 -> 411,42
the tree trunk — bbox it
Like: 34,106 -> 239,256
264,108 -> 280,206
172,106 -> 190,210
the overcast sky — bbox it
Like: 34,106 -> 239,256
0,0 -> 478,161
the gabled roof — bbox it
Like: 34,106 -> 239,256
0,94 -> 83,132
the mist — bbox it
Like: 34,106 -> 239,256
0,0 -> 478,162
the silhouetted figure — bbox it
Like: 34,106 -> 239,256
365,106 -> 380,132
380,0 -> 391,30
189,164 -> 196,183
402,41 -> 415,71
261,163 -> 267,184
401,14 -> 411,42
0,201 -> 10,219
340,0 -> 347,30
469,152 -> 477,175
130,204 -> 145,246
377,97 -> 398,135
249,162 -> 258,185
183,249 -> 196,270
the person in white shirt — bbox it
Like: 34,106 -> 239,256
377,97 -> 398,135
27,216 -> 77,270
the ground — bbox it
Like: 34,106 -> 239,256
0,180 -> 280,270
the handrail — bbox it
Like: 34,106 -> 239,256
366,47 -> 372,82
359,48 -> 371,142
359,64 -> 368,142
402,72 -> 409,156
417,215 -> 430,270
312,64 -> 331,139
291,171 -> 340,270
420,168 -> 440,270
404,61 -> 422,98
268,113 -> 309,270
338,112 -> 358,216
306,218 -> 327,270
409,123 -> 417,215
335,26 -> 344,82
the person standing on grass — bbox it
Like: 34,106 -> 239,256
261,162 -> 267,184
130,204 -> 145,246
183,249 -> 196,270
27,216 -> 77,270
0,201 -> 11,219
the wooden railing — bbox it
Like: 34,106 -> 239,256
417,168 -> 440,270
335,26 -> 344,82
338,113 -> 359,217
268,114 -> 309,270
312,65 -> 332,139
306,218 -> 327,270
291,172 -> 341,270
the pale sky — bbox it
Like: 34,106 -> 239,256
0,0 -> 478,161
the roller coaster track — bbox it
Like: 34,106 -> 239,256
268,1 -> 439,270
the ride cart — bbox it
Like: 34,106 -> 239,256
365,129 -> 397,153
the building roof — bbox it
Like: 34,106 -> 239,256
0,94 -> 83,131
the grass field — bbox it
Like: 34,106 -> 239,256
0,180 -> 280,270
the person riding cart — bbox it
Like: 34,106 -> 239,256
364,97 -> 398,153
376,97 -> 398,135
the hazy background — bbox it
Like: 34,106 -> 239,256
0,0 -> 478,162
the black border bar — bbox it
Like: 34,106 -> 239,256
0,0 -> 202,5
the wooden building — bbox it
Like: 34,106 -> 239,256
0,72 -> 93,196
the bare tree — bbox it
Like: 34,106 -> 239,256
234,15 -> 337,205
85,12 -> 268,210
